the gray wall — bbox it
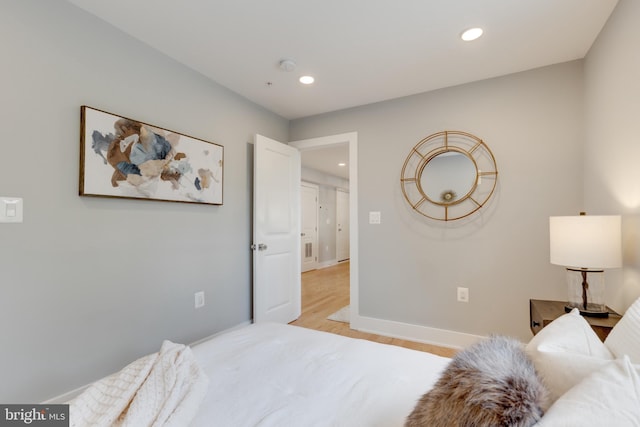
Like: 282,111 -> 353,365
584,0 -> 640,310
291,61 -> 585,341
0,0 -> 288,403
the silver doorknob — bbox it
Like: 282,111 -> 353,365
250,243 -> 268,251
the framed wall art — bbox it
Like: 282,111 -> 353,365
79,106 -> 223,205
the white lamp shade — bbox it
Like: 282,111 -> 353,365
549,215 -> 622,269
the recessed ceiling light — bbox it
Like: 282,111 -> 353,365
299,75 -> 315,85
461,27 -> 483,41
338,162 -> 346,167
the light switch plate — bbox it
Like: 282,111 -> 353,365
0,197 -> 23,223
369,211 -> 381,224
195,291 -> 205,308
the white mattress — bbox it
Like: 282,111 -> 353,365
190,322 -> 450,427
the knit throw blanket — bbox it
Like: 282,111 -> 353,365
70,341 -> 209,427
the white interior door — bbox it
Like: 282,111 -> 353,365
253,134 -> 301,323
301,182 -> 319,273
336,188 -> 350,262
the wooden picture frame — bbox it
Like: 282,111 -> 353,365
79,106 -> 223,205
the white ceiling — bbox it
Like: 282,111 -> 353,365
64,0 -> 618,179
300,145 -> 349,180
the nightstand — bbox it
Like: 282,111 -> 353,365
529,299 -> 622,341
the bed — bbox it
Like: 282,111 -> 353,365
189,322 -> 449,426
69,297 -> 640,427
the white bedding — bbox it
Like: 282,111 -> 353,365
189,322 -> 450,427
70,340 -> 209,427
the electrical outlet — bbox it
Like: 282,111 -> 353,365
457,287 -> 469,303
194,291 -> 205,308
0,197 -> 23,223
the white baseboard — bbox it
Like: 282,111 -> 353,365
42,384 -> 87,404
317,259 -> 338,269
350,314 -> 484,350
41,320 -> 252,404
188,320 -> 251,347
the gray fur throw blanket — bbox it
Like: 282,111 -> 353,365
405,335 -> 548,427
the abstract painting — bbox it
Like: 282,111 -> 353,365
80,106 -> 223,205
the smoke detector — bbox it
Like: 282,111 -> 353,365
279,59 -> 296,72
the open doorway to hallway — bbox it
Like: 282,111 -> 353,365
290,132 -> 358,334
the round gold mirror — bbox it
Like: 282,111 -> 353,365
420,150 -> 477,205
401,131 -> 498,221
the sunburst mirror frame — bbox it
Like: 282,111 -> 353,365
400,130 -> 498,221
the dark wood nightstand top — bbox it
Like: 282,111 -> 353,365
529,299 -> 622,341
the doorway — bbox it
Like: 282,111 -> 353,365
290,132 -> 358,328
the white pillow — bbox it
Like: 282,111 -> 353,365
605,297 -> 640,364
536,356 -> 640,427
525,308 -> 614,405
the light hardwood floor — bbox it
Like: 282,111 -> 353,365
290,261 -> 457,358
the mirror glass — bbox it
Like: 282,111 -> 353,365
421,151 -> 476,203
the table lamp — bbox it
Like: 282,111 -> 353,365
549,213 -> 621,317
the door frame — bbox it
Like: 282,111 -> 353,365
335,187 -> 350,262
289,132 -> 360,329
